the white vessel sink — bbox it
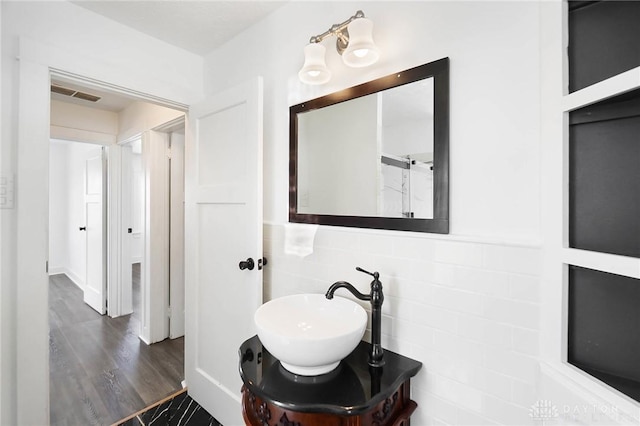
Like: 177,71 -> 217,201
254,294 -> 367,376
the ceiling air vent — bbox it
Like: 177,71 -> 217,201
51,85 -> 101,103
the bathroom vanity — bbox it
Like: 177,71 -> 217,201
239,335 -> 422,426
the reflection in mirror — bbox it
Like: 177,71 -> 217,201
297,78 -> 434,219
290,58 -> 449,233
380,77 -> 434,219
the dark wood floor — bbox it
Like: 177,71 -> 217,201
49,264 -> 184,426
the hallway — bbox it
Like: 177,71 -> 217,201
49,266 -> 184,425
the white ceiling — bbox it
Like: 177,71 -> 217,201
52,1 -> 286,111
71,0 -> 287,56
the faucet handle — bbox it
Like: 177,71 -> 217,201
356,267 -> 379,280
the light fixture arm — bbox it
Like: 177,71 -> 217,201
309,10 -> 365,54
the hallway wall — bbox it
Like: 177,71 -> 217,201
48,142 -> 70,275
49,140 -> 103,288
51,100 -> 118,145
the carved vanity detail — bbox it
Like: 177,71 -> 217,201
240,336 -> 422,426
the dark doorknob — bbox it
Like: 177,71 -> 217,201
128,228 -> 133,234
239,258 -> 255,271
79,226 -> 86,231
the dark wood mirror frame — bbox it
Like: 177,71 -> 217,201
289,57 -> 449,233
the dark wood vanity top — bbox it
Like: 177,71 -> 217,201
239,335 -> 422,416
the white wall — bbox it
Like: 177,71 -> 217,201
118,101 -> 185,142
201,2 -> 637,425
49,140 -> 100,287
49,141 -> 70,274
205,2 -> 542,424
0,1 -> 202,423
205,1 -> 540,242
51,99 -> 118,144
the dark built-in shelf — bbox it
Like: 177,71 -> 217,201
569,1 -> 640,92
573,364 -> 640,404
569,89 -> 640,258
239,335 -> 422,416
567,0 -> 640,407
568,266 -> 640,403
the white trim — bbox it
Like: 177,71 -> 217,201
16,45 -> 51,426
50,68 -> 189,112
153,116 -> 186,133
562,248 -> 640,279
118,133 -> 143,146
47,267 -> 66,276
141,130 -> 170,344
107,144 -> 123,317
169,130 -> 186,339
264,221 -> 543,249
50,125 -> 116,145
562,66 -> 640,112
119,144 -> 134,317
540,362 -> 640,423
48,268 -> 84,291
138,334 -> 152,346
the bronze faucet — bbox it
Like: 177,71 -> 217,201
326,267 -> 384,367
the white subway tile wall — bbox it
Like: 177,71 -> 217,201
263,224 -> 542,425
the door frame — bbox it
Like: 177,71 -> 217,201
154,118 -> 187,339
118,122 -> 185,343
116,136 -> 137,318
14,36 -> 191,424
140,129 -> 171,343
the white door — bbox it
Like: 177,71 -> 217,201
169,131 -> 186,338
83,146 -> 107,314
120,143 -> 134,316
142,131 -> 170,343
185,77 -> 263,426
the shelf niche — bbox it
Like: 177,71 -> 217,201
569,88 -> 640,258
568,265 -> 640,402
569,1 -> 640,93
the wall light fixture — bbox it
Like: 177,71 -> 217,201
299,10 -> 380,85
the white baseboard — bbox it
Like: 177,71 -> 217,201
139,333 -> 152,346
65,268 -> 84,290
49,267 -> 84,291
48,266 -> 65,276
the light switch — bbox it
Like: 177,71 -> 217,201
0,174 -> 15,209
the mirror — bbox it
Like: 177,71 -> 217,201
290,57 -> 449,233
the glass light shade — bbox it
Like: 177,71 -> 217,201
298,43 -> 331,85
343,18 -> 380,68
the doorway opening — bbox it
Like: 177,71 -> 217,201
120,137 -> 144,324
48,77 -> 187,425
48,139 -> 107,312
